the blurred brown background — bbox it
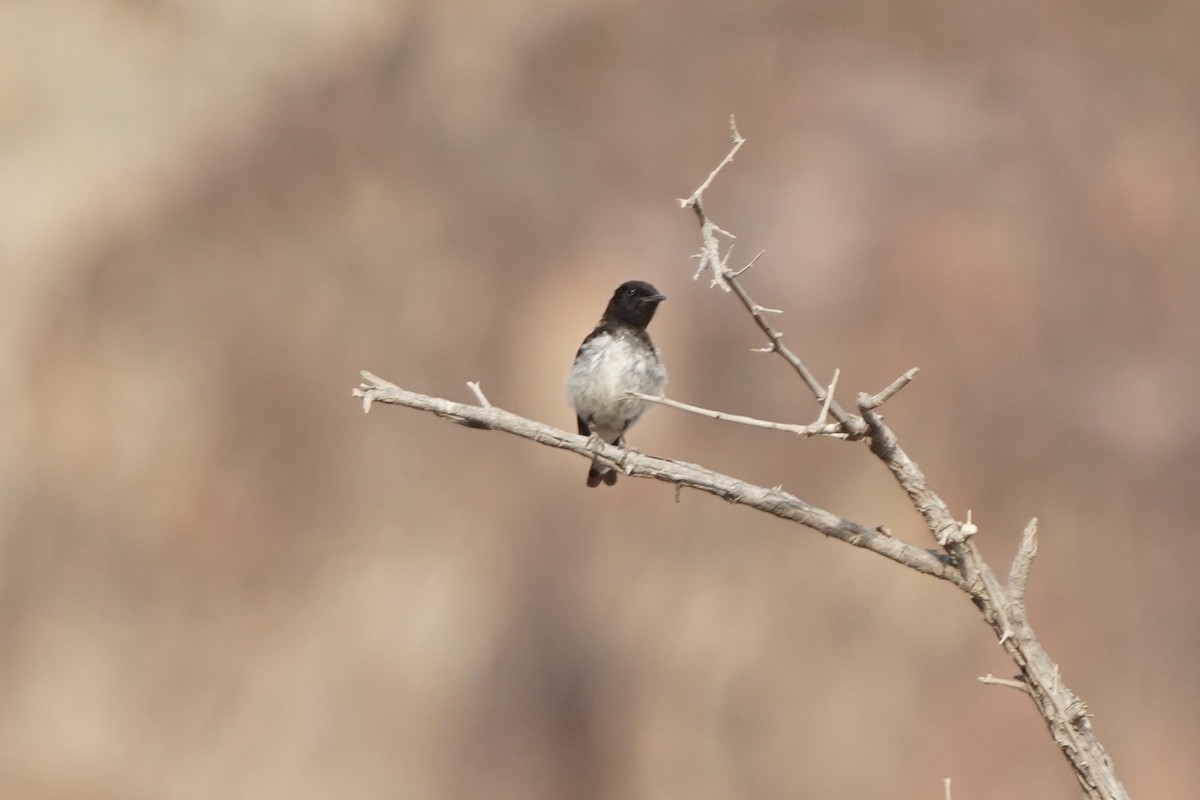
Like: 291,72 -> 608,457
2,0 -> 1198,797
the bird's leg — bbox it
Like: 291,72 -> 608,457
578,416 -> 604,452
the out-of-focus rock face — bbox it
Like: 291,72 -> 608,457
2,1 -> 1198,798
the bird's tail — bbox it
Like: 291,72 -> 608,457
587,458 -> 618,488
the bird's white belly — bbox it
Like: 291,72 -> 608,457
566,333 -> 666,442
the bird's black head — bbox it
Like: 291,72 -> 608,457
602,280 -> 666,329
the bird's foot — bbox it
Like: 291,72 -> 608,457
618,445 -> 643,475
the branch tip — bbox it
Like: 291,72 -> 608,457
1008,517 -> 1039,603
859,368 -> 920,411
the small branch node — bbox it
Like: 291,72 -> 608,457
1068,699 -> 1093,730
938,510 -> 976,546
936,520 -> 967,547
354,370 -> 401,413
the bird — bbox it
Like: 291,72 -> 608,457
566,280 -> 667,487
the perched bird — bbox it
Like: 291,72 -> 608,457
566,280 -> 667,487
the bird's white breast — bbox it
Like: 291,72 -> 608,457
566,331 -> 667,442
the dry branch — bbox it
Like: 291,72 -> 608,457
351,123 -> 1129,800
672,123 -> 1127,799
353,371 -> 957,583
626,390 -> 847,438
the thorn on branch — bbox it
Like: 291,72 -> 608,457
720,244 -> 734,270
979,673 -> 1032,695
730,250 -> 766,277
466,381 -> 492,407
814,369 -> 840,427
960,509 -> 978,539
1008,517 -> 1039,605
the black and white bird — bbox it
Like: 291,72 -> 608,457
566,280 -> 667,487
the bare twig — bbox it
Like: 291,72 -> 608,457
680,116 -> 745,292
680,126 -> 866,436
628,391 -> 848,438
724,268 -> 866,435
353,371 -> 958,583
684,115 -> 746,202
674,127 -> 1128,800
859,368 -> 920,410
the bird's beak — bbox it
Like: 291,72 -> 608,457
645,293 -> 667,303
